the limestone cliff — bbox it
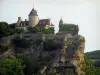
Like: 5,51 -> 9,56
0,24 -> 85,75
9,33 -> 84,75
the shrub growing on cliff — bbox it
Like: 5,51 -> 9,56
0,57 -> 24,75
27,26 -> 40,33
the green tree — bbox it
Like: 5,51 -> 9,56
0,57 -> 24,75
27,26 -> 40,33
41,28 -> 54,34
82,55 -> 100,75
0,22 -> 9,37
17,54 -> 40,75
0,22 -> 16,37
15,28 -> 24,34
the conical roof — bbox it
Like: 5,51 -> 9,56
28,8 -> 38,16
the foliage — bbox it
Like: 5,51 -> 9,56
0,22 -> 10,37
0,57 -> 24,75
41,28 -> 54,34
16,54 -> 40,75
0,22 -> 25,38
27,26 -> 54,34
15,28 -> 24,34
27,26 -> 40,33
82,55 -> 100,75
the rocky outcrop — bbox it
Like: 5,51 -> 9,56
14,33 -> 85,75
1,32 -> 85,75
37,34 -> 85,75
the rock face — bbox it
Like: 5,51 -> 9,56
37,34 -> 85,75
13,33 -> 85,75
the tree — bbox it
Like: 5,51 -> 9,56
42,28 -> 54,34
0,22 -> 16,37
17,54 -> 40,75
15,28 -> 24,34
27,26 -> 54,34
0,57 -> 24,75
82,55 -> 100,75
27,26 -> 40,33
0,22 -> 9,37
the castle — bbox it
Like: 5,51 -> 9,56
15,6 -> 54,30
10,5 -> 79,35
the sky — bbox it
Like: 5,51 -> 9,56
0,0 -> 100,52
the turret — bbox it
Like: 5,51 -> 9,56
59,17 -> 63,25
28,6 -> 39,27
17,17 -> 22,27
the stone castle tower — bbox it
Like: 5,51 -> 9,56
28,6 -> 39,27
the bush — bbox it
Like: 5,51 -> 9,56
27,26 -> 40,33
15,28 -> 24,34
0,22 -> 18,37
41,28 -> 54,34
81,55 -> 100,75
0,57 -> 24,75
17,54 -> 40,75
27,26 -> 54,34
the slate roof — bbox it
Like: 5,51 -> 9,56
29,8 -> 38,16
36,19 -> 50,28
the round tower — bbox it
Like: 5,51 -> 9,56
28,6 -> 39,27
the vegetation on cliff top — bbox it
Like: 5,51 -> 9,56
27,26 -> 54,34
0,22 -> 24,38
0,22 -> 54,38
